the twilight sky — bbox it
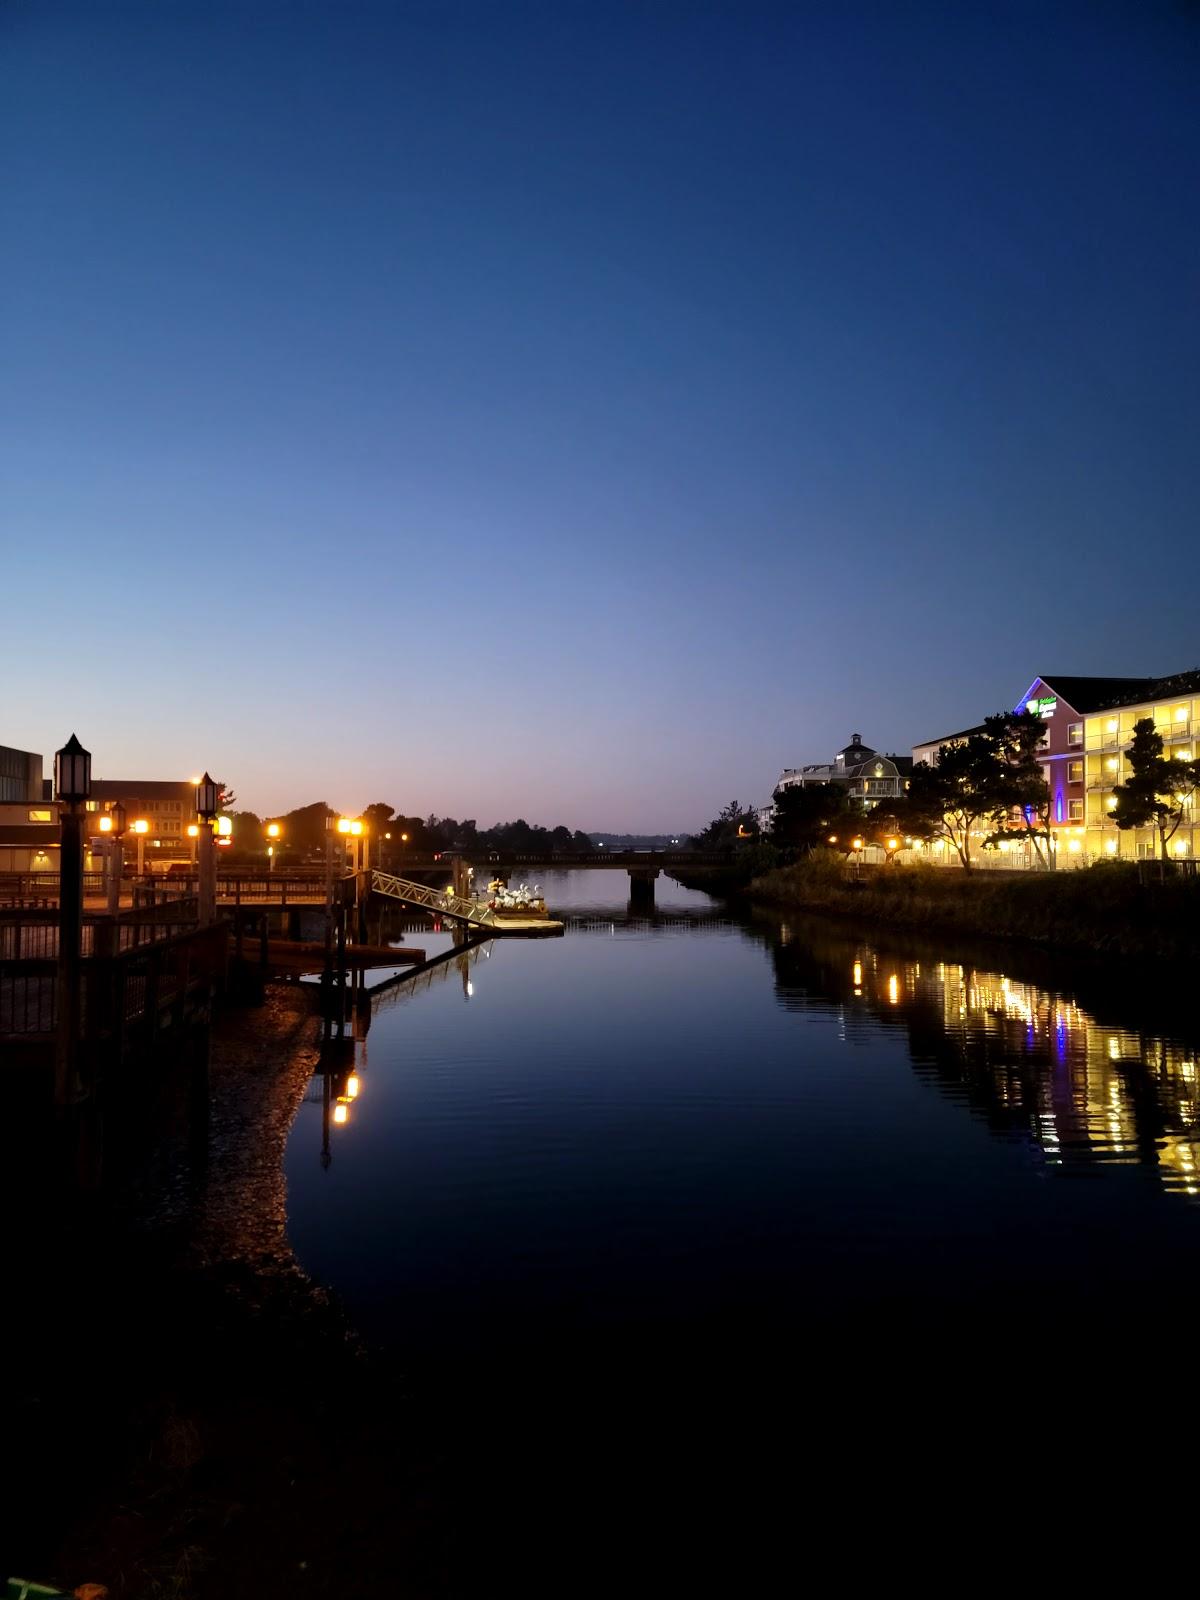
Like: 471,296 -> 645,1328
3,1 -> 1198,829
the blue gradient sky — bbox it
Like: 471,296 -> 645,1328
3,1 -> 1198,828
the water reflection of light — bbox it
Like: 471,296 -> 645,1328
853,961 -> 863,988
467,980 -> 474,997
346,1075 -> 360,1099
333,1103 -> 348,1125
856,941 -> 1200,1205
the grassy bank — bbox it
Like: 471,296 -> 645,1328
747,857 -> 1200,961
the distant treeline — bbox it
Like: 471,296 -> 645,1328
224,802 -> 660,860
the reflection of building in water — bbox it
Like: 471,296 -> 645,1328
769,926 -> 1200,1202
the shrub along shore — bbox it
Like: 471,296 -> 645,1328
690,856 -> 1200,963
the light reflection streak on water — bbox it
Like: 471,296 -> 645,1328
792,936 -> 1200,1202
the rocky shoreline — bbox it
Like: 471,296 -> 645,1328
7,990 -> 447,1598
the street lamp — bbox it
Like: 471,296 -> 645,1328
337,816 -> 365,872
196,773 -> 220,822
195,772 -> 220,925
104,801 -> 127,914
266,820 -> 281,871
53,734 -> 91,1107
54,733 -> 92,805
132,818 -> 150,876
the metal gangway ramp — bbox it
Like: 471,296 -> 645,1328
368,870 -> 498,930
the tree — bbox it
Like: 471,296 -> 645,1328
1111,718 -> 1200,861
770,783 -> 861,854
282,801 -> 335,855
903,734 -> 1005,871
362,802 -> 395,836
229,809 -> 263,860
693,801 -> 758,853
982,709 -> 1053,865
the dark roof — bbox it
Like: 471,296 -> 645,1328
91,779 -> 201,798
912,723 -> 987,749
1039,670 -> 1200,715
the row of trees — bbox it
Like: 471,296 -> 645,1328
223,803 -> 596,862
695,711 -> 1200,870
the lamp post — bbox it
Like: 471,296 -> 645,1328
101,801 -> 127,916
196,772 -> 220,926
54,733 -> 91,1108
266,821 -> 281,871
131,818 -> 149,877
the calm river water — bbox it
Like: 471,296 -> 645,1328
283,869 -> 1200,1576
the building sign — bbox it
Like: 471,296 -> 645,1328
1025,696 -> 1057,718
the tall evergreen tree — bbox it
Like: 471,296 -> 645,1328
1111,718 -> 1200,861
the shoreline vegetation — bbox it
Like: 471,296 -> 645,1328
675,856 -> 1200,962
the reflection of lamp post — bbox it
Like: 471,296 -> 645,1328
266,821 -> 281,871
196,772 -> 220,925
54,733 -> 91,1107
132,818 -> 149,876
851,835 -> 865,876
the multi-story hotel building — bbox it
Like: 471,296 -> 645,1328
915,669 -> 1200,864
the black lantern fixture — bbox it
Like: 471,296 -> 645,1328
54,733 -> 92,804
196,772 -> 220,821
110,799 -> 127,838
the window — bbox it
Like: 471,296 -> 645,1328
1068,800 -> 1084,821
28,808 -> 52,822
1067,723 -> 1083,747
1067,760 -> 1083,783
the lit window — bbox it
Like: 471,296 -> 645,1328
1067,723 -> 1083,746
1068,800 -> 1084,821
28,808 -> 52,822
1067,760 -> 1083,783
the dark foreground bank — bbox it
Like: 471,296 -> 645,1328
743,856 -> 1200,961
5,991 -> 446,1598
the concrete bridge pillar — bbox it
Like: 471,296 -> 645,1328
628,867 -> 660,908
